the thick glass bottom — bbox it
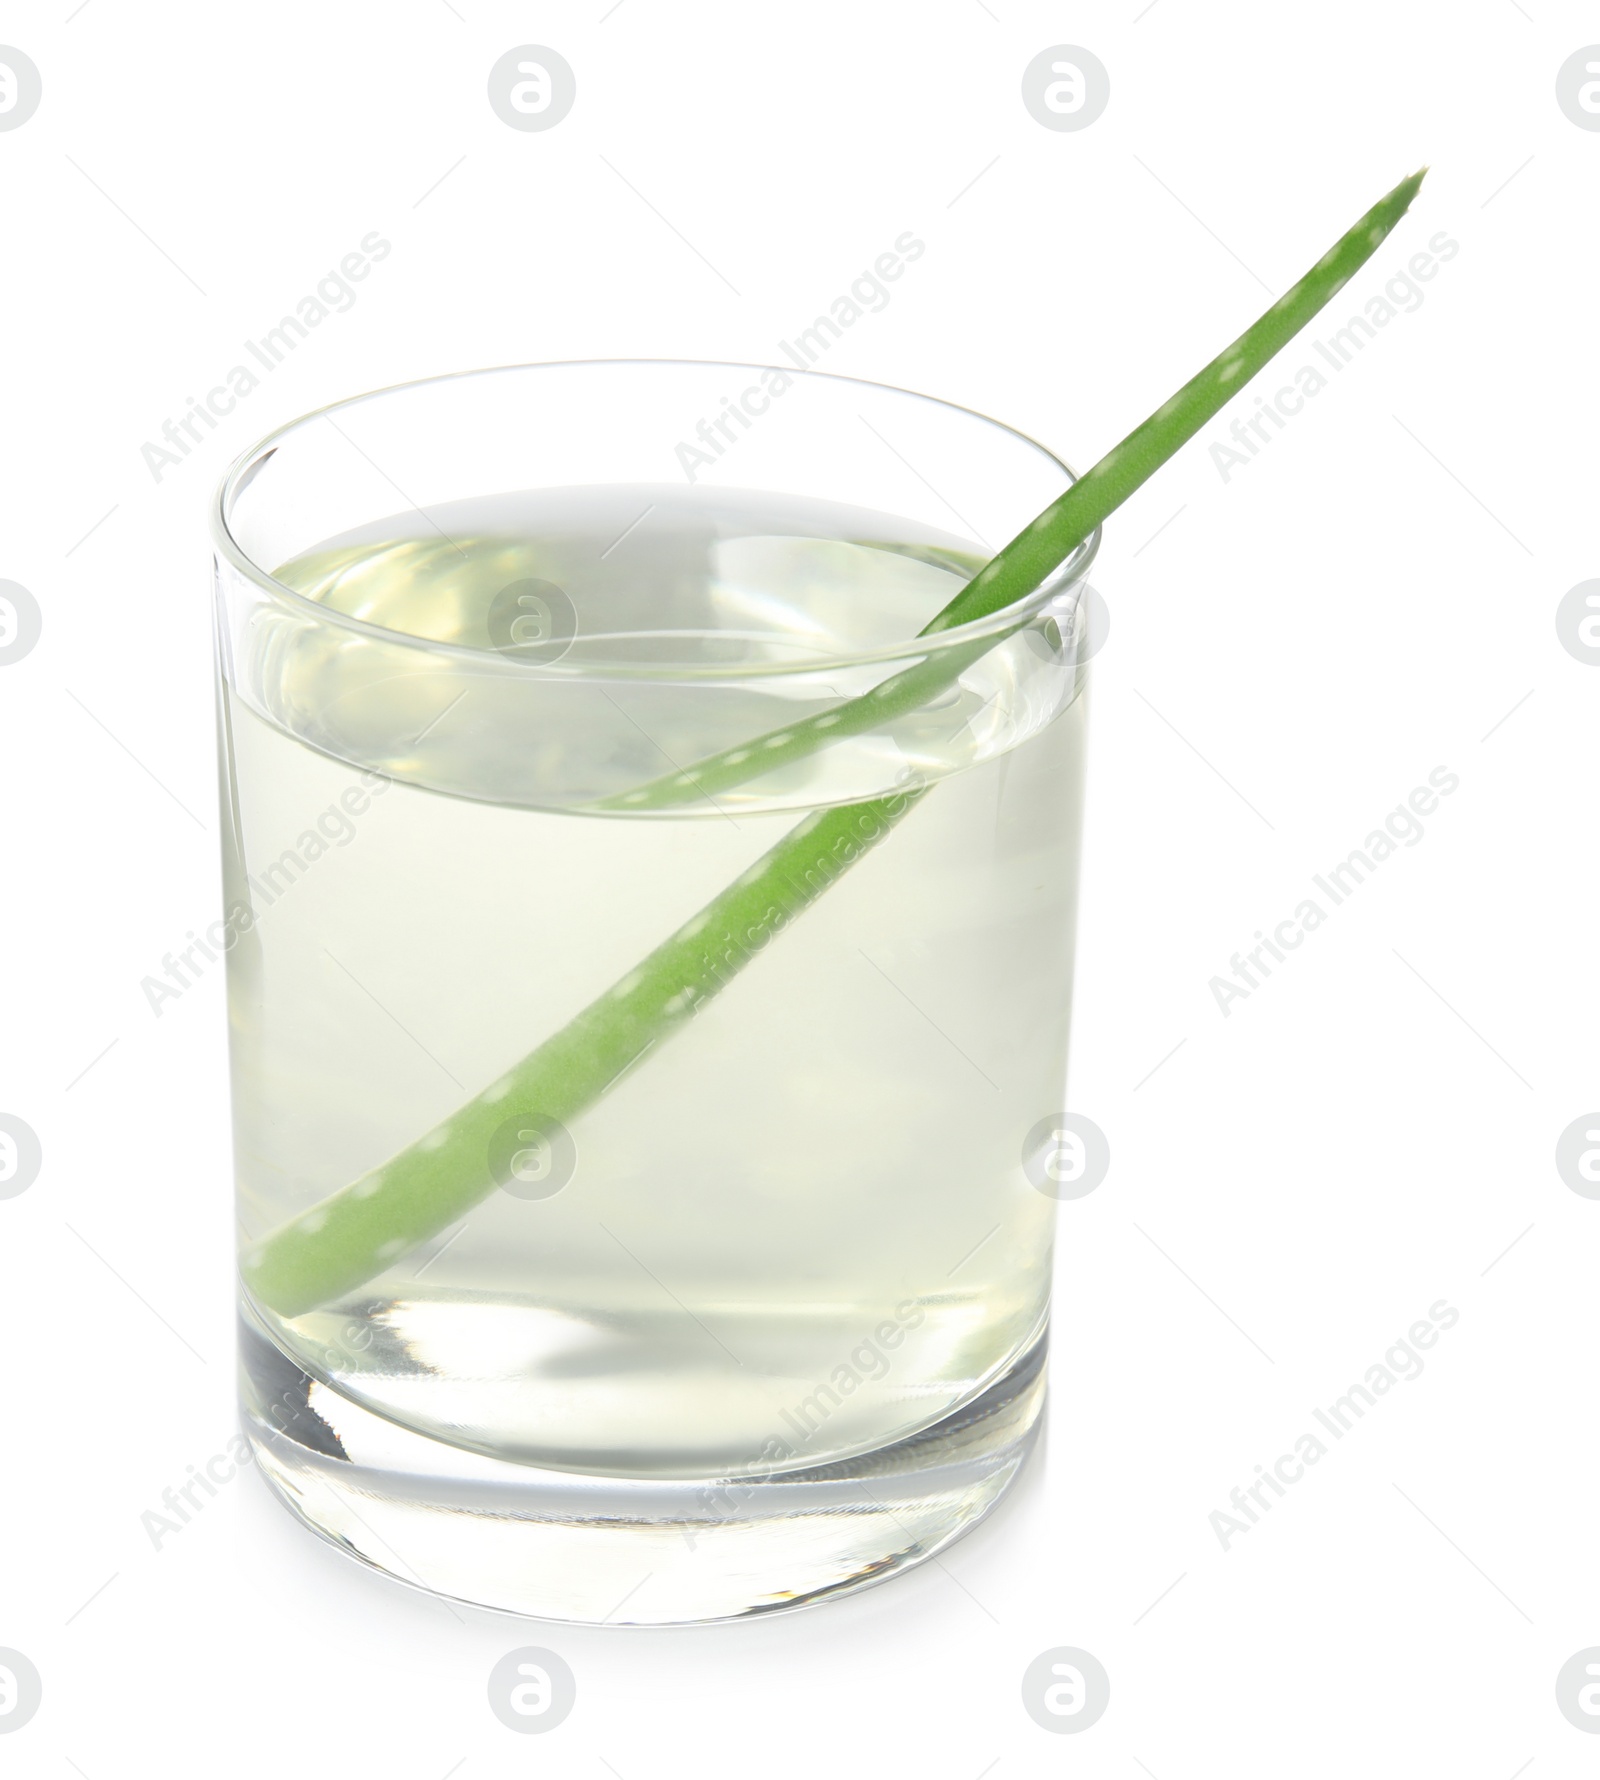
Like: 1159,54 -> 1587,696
239,1313 -> 1046,1625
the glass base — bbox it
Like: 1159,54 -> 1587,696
239,1314 -> 1046,1625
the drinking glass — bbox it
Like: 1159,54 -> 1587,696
212,360 -> 1097,1623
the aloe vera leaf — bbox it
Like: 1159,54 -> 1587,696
242,170 -> 1425,1317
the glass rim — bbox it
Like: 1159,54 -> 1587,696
211,357 -> 1101,683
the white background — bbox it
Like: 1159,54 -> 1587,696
1,2 -> 1594,1773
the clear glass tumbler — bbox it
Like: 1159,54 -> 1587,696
212,360 -> 1097,1623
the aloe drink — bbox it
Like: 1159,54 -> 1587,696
225,485 -> 1085,1480
216,175 -> 1424,1621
